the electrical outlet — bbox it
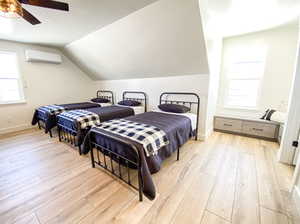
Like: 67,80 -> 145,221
292,141 -> 298,147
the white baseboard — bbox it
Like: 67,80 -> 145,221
0,124 -> 33,135
293,186 -> 300,215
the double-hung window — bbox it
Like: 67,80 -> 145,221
0,51 -> 24,104
224,46 -> 266,109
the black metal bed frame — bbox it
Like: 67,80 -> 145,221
36,90 -> 115,138
36,112 -> 54,137
89,131 -> 143,201
97,90 -> 115,104
58,124 -> 82,154
57,91 -> 147,155
160,92 -> 200,140
88,92 -> 200,201
122,91 -> 147,112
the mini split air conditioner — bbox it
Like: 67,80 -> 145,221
25,49 -> 62,64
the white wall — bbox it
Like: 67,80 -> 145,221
198,0 -> 223,137
0,40 -> 95,134
95,74 -> 210,140
65,0 -> 209,80
216,25 -> 299,118
205,39 -> 223,136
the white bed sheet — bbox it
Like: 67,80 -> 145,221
152,109 -> 197,131
117,105 -> 145,115
99,103 -> 113,107
90,102 -> 112,107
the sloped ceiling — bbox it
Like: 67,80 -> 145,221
64,0 -> 209,80
0,0 -> 159,46
200,0 -> 300,38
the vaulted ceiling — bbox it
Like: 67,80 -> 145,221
0,0 -> 159,46
64,0 -> 209,80
201,0 -> 300,38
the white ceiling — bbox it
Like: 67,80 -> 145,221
0,0 -> 298,47
65,0 -> 209,80
200,0 -> 300,38
0,0 -> 159,47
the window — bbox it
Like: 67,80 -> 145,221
223,44 -> 267,110
224,60 -> 265,109
0,51 -> 24,104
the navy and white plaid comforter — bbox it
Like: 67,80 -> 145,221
58,110 -> 101,129
38,105 -> 65,115
95,119 -> 169,156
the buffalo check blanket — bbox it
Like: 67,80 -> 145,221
95,119 -> 169,157
38,105 -> 65,115
58,110 -> 101,129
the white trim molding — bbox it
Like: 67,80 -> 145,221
278,37 -> 300,164
0,124 -> 33,135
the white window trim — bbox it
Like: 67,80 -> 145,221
0,51 -> 26,105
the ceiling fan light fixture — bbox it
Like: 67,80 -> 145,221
0,0 -> 23,18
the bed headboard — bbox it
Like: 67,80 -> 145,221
159,92 -> 200,140
96,90 -> 114,104
122,91 -> 147,112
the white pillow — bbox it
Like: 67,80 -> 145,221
271,111 -> 286,123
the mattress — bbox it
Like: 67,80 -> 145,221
117,104 -> 145,115
96,102 -> 113,107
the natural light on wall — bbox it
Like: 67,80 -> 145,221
202,0 -> 300,38
224,44 -> 267,109
0,17 -> 13,34
0,51 -> 24,103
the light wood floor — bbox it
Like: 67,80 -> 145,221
0,128 -> 299,224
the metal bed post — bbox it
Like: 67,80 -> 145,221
89,135 -> 96,168
138,165 -> 143,201
78,144 -> 82,155
58,126 -> 62,142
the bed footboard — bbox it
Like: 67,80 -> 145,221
36,113 -> 53,138
57,124 -> 81,155
88,131 -> 143,201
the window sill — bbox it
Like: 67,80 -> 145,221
0,100 -> 27,105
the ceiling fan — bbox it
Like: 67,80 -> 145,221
0,0 -> 69,25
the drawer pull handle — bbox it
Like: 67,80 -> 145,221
224,124 -> 233,127
253,128 -> 263,131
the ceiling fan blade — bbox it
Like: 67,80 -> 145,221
19,0 -> 69,11
22,8 -> 41,25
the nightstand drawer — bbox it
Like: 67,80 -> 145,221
242,121 -> 277,138
214,118 -> 242,133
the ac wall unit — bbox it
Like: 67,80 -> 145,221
25,49 -> 62,64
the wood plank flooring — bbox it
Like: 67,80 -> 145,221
0,128 -> 298,224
